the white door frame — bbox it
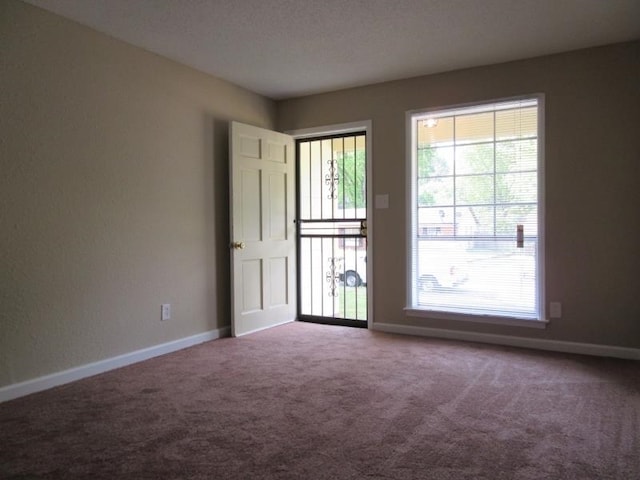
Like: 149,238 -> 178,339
286,120 -> 374,328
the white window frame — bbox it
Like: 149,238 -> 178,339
405,95 -> 547,329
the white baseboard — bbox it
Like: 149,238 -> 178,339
233,319 -> 294,337
0,326 -> 230,403
372,322 -> 640,361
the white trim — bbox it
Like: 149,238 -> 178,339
233,319 -> 294,337
537,94 -> 547,319
287,120 -> 375,329
0,327 -> 230,403
404,308 -> 548,329
285,120 -> 371,139
405,110 -> 417,308
372,322 -> 640,360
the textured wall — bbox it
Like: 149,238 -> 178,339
277,41 -> 640,349
0,0 -> 275,387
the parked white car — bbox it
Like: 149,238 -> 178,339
417,241 -> 469,291
339,252 -> 367,287
337,244 -> 469,290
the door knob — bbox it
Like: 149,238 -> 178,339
231,241 -> 245,250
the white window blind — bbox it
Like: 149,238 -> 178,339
408,97 -> 543,321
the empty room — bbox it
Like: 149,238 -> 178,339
1,0 -> 639,478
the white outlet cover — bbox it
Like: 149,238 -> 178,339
549,302 -> 562,318
375,194 -> 389,209
161,304 -> 171,321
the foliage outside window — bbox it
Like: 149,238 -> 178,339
336,148 -> 366,210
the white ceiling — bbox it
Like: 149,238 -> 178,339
24,0 -> 640,100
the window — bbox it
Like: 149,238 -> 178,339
407,96 -> 544,324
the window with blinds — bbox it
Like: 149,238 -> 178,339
407,96 -> 544,322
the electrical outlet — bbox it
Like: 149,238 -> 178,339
549,302 -> 562,319
161,304 -> 171,321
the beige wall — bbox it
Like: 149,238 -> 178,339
277,41 -> 640,349
0,0 -> 275,387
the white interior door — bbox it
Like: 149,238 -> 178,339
229,121 -> 296,336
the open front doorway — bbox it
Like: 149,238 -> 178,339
296,132 -> 368,327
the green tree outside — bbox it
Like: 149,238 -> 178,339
336,149 -> 366,210
417,140 -> 537,235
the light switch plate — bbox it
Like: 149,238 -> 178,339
375,194 -> 389,209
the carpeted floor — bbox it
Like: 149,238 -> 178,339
1,322 -> 639,479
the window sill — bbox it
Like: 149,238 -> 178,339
404,307 -> 549,329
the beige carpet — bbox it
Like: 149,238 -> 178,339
1,322 -> 639,479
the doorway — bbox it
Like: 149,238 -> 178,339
296,132 -> 368,327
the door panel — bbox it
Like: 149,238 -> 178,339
240,168 -> 262,241
268,172 -> 287,240
241,259 -> 263,313
269,257 -> 288,306
230,122 -> 295,336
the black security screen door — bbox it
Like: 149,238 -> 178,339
297,133 -> 367,327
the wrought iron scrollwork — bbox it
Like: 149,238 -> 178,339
324,159 -> 339,200
325,257 -> 342,297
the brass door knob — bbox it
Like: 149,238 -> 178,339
231,241 -> 245,250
